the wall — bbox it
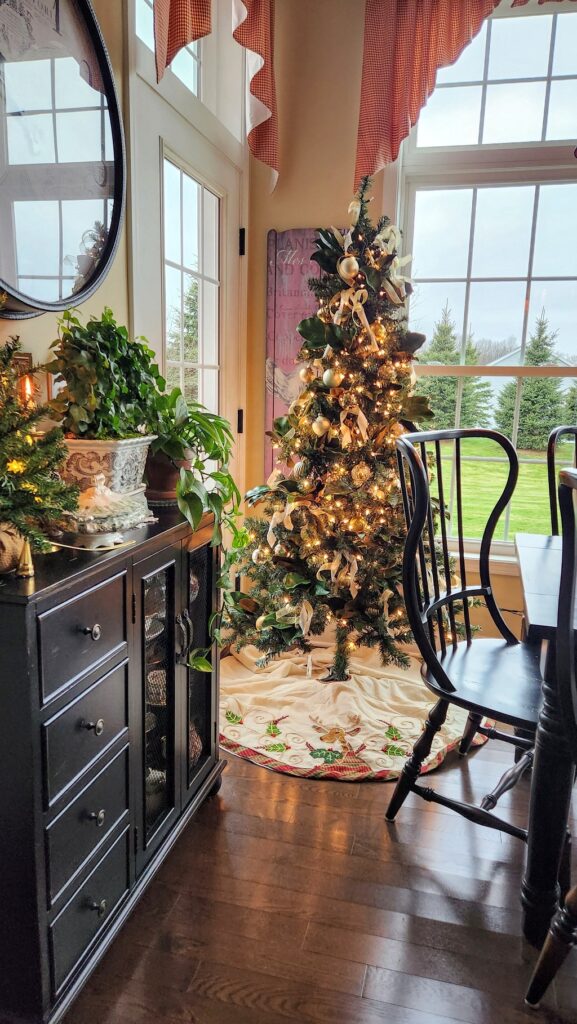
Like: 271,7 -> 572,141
0,0 -> 129,370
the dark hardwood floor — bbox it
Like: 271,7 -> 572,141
65,741 -> 577,1024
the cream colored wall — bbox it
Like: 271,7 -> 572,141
0,0 -> 129,370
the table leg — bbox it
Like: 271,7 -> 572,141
521,641 -> 575,947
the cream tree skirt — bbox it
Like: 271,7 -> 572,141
219,639 -> 483,782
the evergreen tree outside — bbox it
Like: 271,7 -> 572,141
221,178 -> 431,681
494,311 -> 563,450
563,382 -> 577,425
416,304 -> 492,429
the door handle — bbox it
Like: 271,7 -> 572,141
175,613 -> 188,663
182,609 -> 194,658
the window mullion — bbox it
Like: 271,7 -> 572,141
477,18 -> 492,145
542,14 -> 557,141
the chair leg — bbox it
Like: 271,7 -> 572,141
525,887 -> 577,1008
386,699 -> 449,822
459,712 -> 482,757
559,830 -> 572,900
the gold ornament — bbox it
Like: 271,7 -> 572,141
298,477 -> 315,493
351,463 -> 371,487
337,255 -> 360,284
252,546 -> 271,565
348,516 -> 367,533
312,415 -> 331,437
323,368 -> 344,388
299,365 -> 315,384
255,614 -> 267,630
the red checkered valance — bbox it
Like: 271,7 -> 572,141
153,0 -> 278,179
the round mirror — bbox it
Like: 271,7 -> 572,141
0,0 -> 125,318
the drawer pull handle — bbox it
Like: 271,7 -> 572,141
81,718 -> 105,737
88,898 -> 107,918
82,623 -> 102,641
87,808 -> 106,827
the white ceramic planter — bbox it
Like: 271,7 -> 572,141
61,435 -> 157,493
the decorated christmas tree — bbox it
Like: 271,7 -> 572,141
222,178 -> 431,681
0,337 -> 78,554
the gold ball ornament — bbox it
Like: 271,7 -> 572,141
323,368 -> 344,388
299,365 -> 315,384
298,477 -> 315,494
348,516 -> 367,533
312,415 -> 331,437
292,458 -> 310,480
351,463 -> 371,487
255,614 -> 268,630
252,546 -> 271,565
337,255 -> 360,283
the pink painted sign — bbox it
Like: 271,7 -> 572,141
265,228 -> 320,474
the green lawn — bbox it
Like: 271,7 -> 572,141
428,437 -> 576,541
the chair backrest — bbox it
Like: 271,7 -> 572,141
547,426 -> 577,535
396,428 -> 519,693
556,468 -> 577,760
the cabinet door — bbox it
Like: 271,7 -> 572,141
133,546 -> 181,872
181,541 -> 218,807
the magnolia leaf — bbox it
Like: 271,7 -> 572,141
400,395 -> 435,421
398,330 -> 427,354
283,572 -> 310,589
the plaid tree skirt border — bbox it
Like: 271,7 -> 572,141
219,643 -> 486,782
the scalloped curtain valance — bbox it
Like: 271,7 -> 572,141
152,0 -> 575,187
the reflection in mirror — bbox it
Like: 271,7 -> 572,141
0,0 -> 123,315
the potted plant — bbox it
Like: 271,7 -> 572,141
147,385 -> 241,546
45,308 -> 162,494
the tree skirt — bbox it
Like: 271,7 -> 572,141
219,640 -> 485,782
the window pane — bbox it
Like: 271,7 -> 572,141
199,368 -> 219,413
409,283 -> 467,349
18,277 -> 61,302
533,184 -> 577,278
472,186 -> 534,278
412,190 -> 472,278
508,455 -> 555,538
14,202 -> 59,276
483,82 -> 546,143
62,199 -> 107,277
467,282 -> 527,361
135,0 -> 155,50
527,282 -> 577,365
171,48 -> 199,96
165,364 -> 182,392
552,13 -> 577,76
417,86 -> 482,147
436,23 -> 487,84
546,80 -> 577,141
5,59 -> 51,113
55,56 -> 100,108
183,366 -> 199,403
182,274 -> 199,361
414,373 -> 459,429
203,190 -> 219,280
57,111 -> 105,162
183,173 -> 200,272
7,113 -> 55,164
165,266 -> 182,362
164,160 -> 181,264
488,16 -> 552,81
202,281 -> 219,364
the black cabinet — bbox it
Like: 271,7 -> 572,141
0,513 -> 223,1024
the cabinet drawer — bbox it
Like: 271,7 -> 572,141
39,572 -> 127,702
46,747 -> 129,904
43,662 -> 128,806
50,828 -> 130,995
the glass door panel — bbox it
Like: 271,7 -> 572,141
185,545 -> 213,794
142,563 -> 175,840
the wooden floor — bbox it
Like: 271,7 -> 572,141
65,741 -> 577,1024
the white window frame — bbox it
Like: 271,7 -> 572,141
397,0 -> 577,558
125,0 -> 248,491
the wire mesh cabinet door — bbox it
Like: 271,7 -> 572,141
133,546 -> 181,873
180,538 -> 219,809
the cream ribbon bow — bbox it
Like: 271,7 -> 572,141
299,599 -> 314,637
316,551 -> 359,599
340,406 -> 369,448
267,503 -> 294,549
332,286 -> 377,346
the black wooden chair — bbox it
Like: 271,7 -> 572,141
547,426 -> 577,535
526,467 -> 577,1008
386,428 -> 543,839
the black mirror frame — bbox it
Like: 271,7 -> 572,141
0,0 -> 126,320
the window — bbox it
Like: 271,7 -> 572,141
403,5 -> 577,544
163,157 -> 220,413
135,0 -> 201,96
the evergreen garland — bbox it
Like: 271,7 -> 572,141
0,337 -> 78,552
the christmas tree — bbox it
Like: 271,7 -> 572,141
416,304 -> 492,429
222,178 -> 431,681
0,337 -> 78,552
495,311 -> 562,450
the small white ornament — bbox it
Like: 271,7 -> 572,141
337,255 -> 360,283
323,368 -> 344,388
312,415 -> 331,437
299,365 -> 315,383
